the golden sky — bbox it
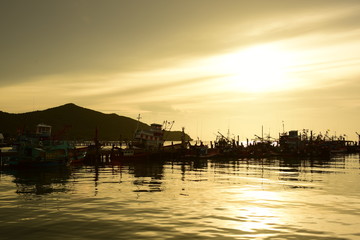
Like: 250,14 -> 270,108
1,0 -> 360,141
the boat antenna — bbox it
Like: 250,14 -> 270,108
136,114 -> 141,128
162,120 -> 174,140
134,114 -> 141,138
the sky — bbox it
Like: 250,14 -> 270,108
1,0 -> 360,141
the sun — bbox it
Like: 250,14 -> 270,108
210,44 -> 298,93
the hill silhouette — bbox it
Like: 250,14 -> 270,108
0,103 -> 192,141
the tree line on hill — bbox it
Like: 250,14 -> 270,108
0,103 -> 192,142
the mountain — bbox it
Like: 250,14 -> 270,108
0,103 -> 192,141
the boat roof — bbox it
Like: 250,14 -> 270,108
37,123 -> 52,128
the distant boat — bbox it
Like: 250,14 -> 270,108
111,120 -> 173,160
183,142 -> 220,159
133,123 -> 165,149
3,124 -> 86,167
279,130 -> 348,157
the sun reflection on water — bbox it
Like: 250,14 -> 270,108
225,190 -> 284,233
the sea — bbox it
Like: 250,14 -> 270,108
1,153 -> 360,240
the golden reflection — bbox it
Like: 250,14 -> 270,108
217,188 -> 285,234
243,190 -> 282,202
226,206 -> 280,233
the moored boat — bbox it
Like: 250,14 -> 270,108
279,130 -> 349,158
111,119 -> 173,161
3,124 -> 86,167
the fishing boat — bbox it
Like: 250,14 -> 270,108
183,142 -> 220,159
4,124 -> 86,167
111,118 -> 174,160
111,123 -> 166,160
279,130 -> 348,158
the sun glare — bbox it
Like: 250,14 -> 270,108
210,44 -> 299,93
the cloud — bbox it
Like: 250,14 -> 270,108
1,0 -> 360,141
1,0 -> 360,86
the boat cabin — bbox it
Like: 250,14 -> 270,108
134,123 -> 164,149
36,124 -> 52,137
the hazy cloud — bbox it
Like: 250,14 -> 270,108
1,0 -> 360,140
1,0 -> 360,84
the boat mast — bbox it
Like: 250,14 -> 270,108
162,120 -> 175,140
134,114 -> 142,139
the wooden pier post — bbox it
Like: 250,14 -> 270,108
0,149 -> 2,168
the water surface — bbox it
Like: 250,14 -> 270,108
1,154 -> 360,239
